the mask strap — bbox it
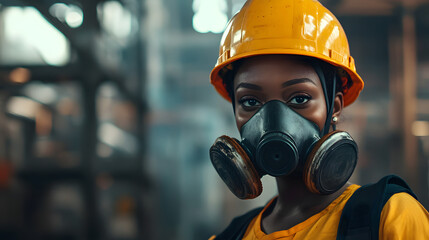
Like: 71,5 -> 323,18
311,62 -> 336,136
231,96 -> 236,115
328,74 -> 337,132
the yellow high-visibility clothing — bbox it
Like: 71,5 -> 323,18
210,184 -> 429,239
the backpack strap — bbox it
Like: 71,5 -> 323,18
214,207 -> 264,240
337,175 -> 417,240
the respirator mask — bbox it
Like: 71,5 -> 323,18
209,65 -> 358,199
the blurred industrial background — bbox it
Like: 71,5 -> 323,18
0,0 -> 428,239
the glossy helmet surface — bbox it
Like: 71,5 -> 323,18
210,0 -> 364,106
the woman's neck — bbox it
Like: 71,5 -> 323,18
261,174 -> 350,234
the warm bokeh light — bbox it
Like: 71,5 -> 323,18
412,121 -> 429,137
35,108 -> 53,136
9,67 -> 31,83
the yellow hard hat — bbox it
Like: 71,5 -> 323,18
210,0 -> 364,107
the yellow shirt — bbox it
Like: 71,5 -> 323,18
210,184 -> 429,240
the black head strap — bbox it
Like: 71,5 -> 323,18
311,62 -> 337,135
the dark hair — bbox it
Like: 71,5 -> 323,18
220,56 -> 353,104
220,60 -> 243,104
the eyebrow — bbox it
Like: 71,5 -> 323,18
282,78 -> 316,88
235,83 -> 263,91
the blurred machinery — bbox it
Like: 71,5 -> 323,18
0,0 -> 149,239
323,0 -> 429,205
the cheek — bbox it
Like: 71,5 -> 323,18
297,102 -> 327,132
234,98 -> 258,131
234,109 -> 249,132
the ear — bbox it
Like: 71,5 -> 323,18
331,92 -> 344,125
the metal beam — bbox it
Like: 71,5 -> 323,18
0,65 -> 82,83
401,8 -> 419,187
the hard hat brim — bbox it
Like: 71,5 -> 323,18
210,49 -> 364,107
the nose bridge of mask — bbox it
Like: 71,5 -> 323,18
240,100 -> 321,175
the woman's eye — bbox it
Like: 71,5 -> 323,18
240,98 -> 262,108
289,95 -> 311,105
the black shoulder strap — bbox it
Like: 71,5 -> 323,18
214,207 -> 264,240
337,175 -> 417,240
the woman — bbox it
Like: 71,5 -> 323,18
208,0 -> 429,239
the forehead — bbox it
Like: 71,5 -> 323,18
233,55 -> 321,87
